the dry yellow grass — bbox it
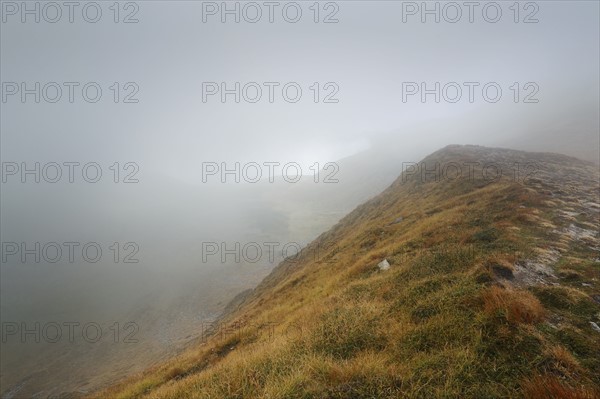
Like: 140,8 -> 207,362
482,286 -> 546,324
522,375 -> 600,399
91,146 -> 600,399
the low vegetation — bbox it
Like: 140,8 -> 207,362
93,146 -> 600,398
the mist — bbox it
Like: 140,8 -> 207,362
1,1 -> 598,396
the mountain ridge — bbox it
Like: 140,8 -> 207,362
94,144 -> 600,399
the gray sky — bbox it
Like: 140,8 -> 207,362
1,1 -> 599,395
2,1 -> 599,180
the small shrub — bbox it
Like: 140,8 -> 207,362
522,375 -> 599,399
558,269 -> 584,281
472,228 -> 499,243
487,258 -> 515,280
165,367 -> 185,381
483,286 -> 546,324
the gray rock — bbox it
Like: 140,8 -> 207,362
378,259 -> 390,271
388,216 -> 404,226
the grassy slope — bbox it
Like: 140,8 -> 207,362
93,145 -> 600,399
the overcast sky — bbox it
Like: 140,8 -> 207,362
2,1 -> 599,183
1,2 -> 599,396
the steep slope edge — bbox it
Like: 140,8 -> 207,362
94,145 -> 600,399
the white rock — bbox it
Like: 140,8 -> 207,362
590,322 -> 600,333
378,259 -> 390,271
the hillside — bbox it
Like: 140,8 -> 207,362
94,145 -> 600,399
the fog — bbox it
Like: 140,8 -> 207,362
1,1 -> 599,396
